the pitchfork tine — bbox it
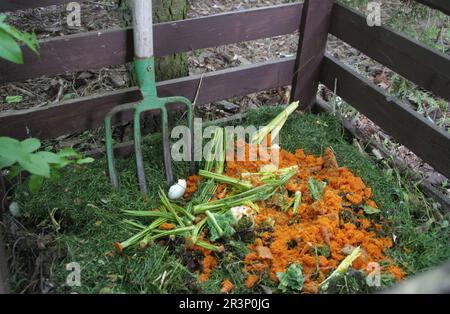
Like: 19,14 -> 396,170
161,106 -> 174,187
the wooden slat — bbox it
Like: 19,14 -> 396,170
290,0 -> 333,109
330,3 -> 450,101
0,0 -> 90,12
320,55 -> 450,178
0,3 -> 302,84
415,0 -> 450,15
0,57 -> 295,140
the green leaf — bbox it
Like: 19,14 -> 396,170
207,211 -> 236,242
54,157 -> 72,168
0,155 -> 15,169
6,164 -> 22,178
76,157 -> 95,165
276,264 -> 304,293
35,151 -> 62,164
18,153 -> 50,178
57,147 -> 80,158
62,93 -> 76,101
28,174 -> 44,195
0,137 -> 22,167
308,177 -> 327,201
0,29 -> 23,64
21,138 -> 41,153
5,95 -> 22,104
0,17 -> 39,55
362,205 -> 380,215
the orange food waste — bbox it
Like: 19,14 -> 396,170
221,279 -> 234,294
187,142 -> 405,292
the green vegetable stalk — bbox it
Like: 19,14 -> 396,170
159,187 -> 185,226
250,101 -> 299,145
121,209 -> 175,221
292,191 -> 302,215
206,210 -> 224,238
199,169 -> 252,191
139,225 -> 195,249
308,177 -> 327,201
193,170 -> 296,214
115,219 -> 165,253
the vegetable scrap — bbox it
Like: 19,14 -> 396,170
220,279 -> 234,294
113,102 -> 405,293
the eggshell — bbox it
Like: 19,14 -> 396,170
168,179 -> 187,200
230,205 -> 253,221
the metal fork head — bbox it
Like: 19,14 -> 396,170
104,95 -> 195,195
104,57 -> 195,195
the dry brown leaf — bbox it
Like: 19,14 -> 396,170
256,246 -> 273,260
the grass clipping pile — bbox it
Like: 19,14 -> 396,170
114,102 -> 404,294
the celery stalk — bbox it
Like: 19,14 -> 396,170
121,209 -> 175,221
115,217 -> 167,253
192,217 -> 208,243
195,240 -> 224,252
159,187 -> 185,227
199,169 -> 252,191
206,210 -> 224,237
292,191 -> 302,215
250,101 -> 299,144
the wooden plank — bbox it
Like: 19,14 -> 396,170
0,3 -> 302,84
0,0 -> 90,12
415,0 -> 450,15
330,3 -> 450,101
320,55 -> 450,178
290,0 -> 333,109
0,57 -> 295,140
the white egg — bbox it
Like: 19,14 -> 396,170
168,179 -> 187,200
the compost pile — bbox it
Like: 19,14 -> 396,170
114,102 -> 405,293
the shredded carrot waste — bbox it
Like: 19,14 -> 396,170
184,175 -> 200,199
188,142 -> 405,292
159,223 -> 176,230
199,254 -> 218,283
245,274 -> 259,289
220,279 -> 234,294
186,238 -> 219,283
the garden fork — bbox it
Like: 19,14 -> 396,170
104,0 -> 195,195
